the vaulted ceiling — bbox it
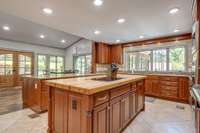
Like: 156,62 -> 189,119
0,0 -> 193,48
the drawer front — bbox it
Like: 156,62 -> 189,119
111,84 -> 131,99
160,81 -> 178,87
94,91 -> 109,106
147,75 -> 159,80
161,85 -> 178,91
161,89 -> 178,98
160,76 -> 178,81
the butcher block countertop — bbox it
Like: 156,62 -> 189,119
22,73 -> 99,80
46,74 -> 146,95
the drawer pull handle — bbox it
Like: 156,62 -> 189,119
97,96 -> 107,101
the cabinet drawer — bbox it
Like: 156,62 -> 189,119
111,84 -> 131,99
161,89 -> 178,98
94,91 -> 109,106
161,85 -> 178,91
160,81 -> 178,87
147,75 -> 159,80
160,76 -> 178,81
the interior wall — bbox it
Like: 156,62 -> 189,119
0,39 -> 65,74
65,39 -> 93,70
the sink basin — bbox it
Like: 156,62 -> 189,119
91,77 -> 124,81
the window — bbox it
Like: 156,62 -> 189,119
50,56 -> 64,73
73,55 -> 91,73
127,51 -> 151,72
169,47 -> 185,71
0,54 -> 13,75
37,55 -> 47,75
19,55 -> 32,75
153,49 -> 167,71
37,55 -> 65,75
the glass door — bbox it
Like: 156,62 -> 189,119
0,50 -> 15,87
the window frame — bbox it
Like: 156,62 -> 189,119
125,44 -> 188,73
73,53 -> 92,74
37,54 -> 65,75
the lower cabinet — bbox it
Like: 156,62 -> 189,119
48,80 -> 145,133
93,103 -> 110,133
145,75 -> 189,103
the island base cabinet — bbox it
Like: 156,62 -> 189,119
48,80 -> 145,133
93,103 -> 110,133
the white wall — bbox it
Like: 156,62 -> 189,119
0,39 -> 65,74
65,39 -> 93,70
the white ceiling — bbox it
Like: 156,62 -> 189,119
0,0 -> 193,45
0,11 -> 81,48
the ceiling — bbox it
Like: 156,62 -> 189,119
0,0 -> 193,46
0,11 -> 81,49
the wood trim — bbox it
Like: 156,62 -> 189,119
91,42 -> 97,73
122,33 -> 192,48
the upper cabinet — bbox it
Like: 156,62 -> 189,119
93,42 -> 123,64
110,45 -> 123,64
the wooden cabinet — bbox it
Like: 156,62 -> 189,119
94,43 -> 123,64
136,81 -> 145,112
121,93 -> 131,127
93,103 -> 109,133
22,78 -> 48,113
48,80 -> 145,133
96,43 -> 111,64
110,96 -> 122,133
110,45 -> 123,64
145,75 -> 190,103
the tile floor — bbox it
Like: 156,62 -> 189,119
0,97 -> 195,133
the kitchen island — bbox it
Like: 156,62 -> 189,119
46,74 -> 146,133
22,73 -> 98,113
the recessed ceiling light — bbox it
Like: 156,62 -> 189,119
3,26 -> 10,31
61,39 -> 66,43
94,30 -> 101,35
93,0 -> 103,6
43,8 -> 53,14
117,18 -> 125,24
40,34 -> 45,39
174,29 -> 180,33
169,8 -> 179,14
116,40 -> 120,43
139,35 -> 144,39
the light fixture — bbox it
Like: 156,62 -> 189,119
61,39 -> 66,43
139,35 -> 144,39
169,8 -> 179,14
174,29 -> 180,33
3,26 -> 10,31
117,18 -> 125,24
43,8 -> 53,14
116,40 -> 120,43
40,34 -> 45,39
93,0 -> 103,6
94,30 -> 100,35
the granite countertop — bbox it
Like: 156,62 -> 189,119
119,72 -> 191,77
46,74 -> 146,95
22,73 -> 99,80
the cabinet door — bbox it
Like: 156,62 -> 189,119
121,93 -> 130,127
145,80 -> 152,95
130,91 -> 136,118
179,77 -> 189,102
110,97 -> 122,133
93,103 -> 109,133
151,80 -> 160,96
136,81 -> 144,112
52,89 -> 68,133
110,45 -> 123,64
